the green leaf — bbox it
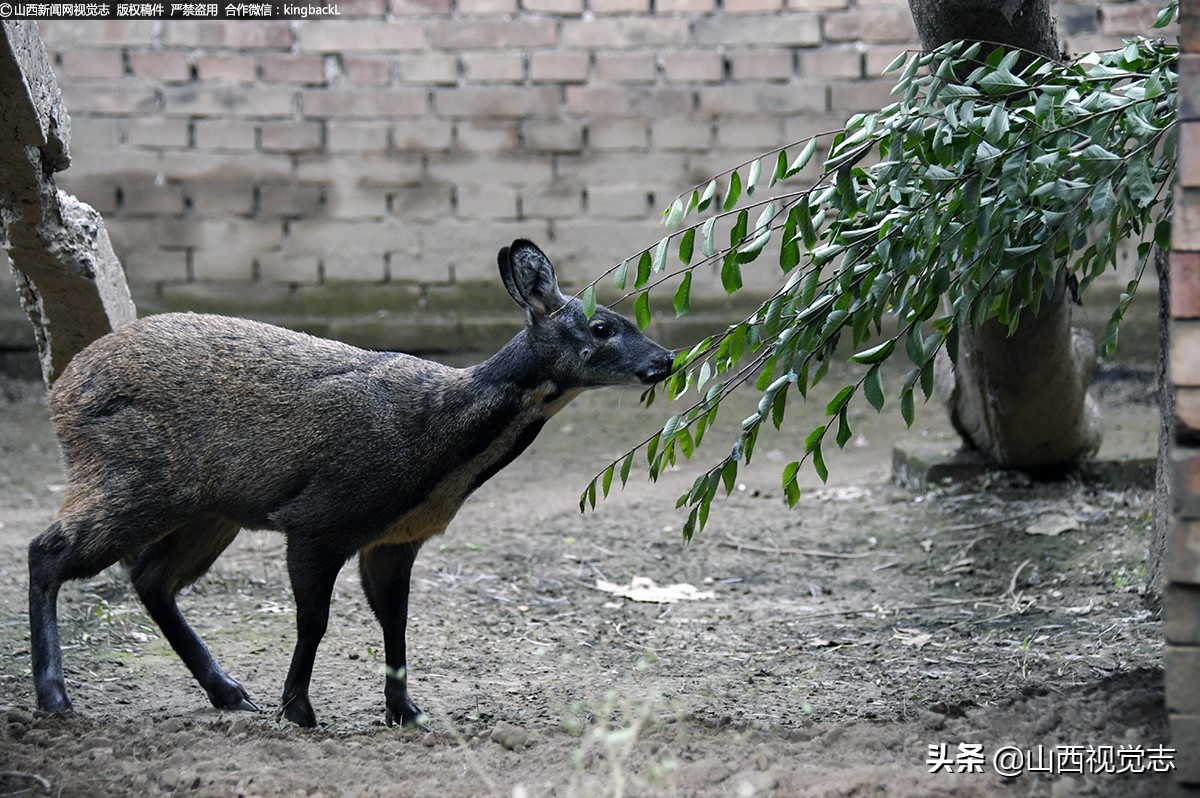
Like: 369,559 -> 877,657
835,407 -> 852,448
698,179 -> 718,212
864,364 -> 884,412
804,425 -> 824,454
721,251 -> 743,294
635,250 -> 652,289
812,442 -> 828,483
900,388 -> 915,426
634,291 -> 651,330
663,196 -> 685,230
601,462 -> 615,498
978,69 -> 1027,94
581,285 -> 596,319
723,170 -> 742,212
652,235 -> 670,274
721,459 -> 738,495
613,258 -> 628,291
746,158 -> 762,196
825,384 -> 854,417
619,451 -> 634,485
700,217 -> 717,258
679,227 -> 696,265
882,50 -> 908,75
850,340 -> 894,364
674,272 -> 692,317
788,138 -> 818,177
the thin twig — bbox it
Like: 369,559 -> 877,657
0,772 -> 53,795
720,534 -> 873,559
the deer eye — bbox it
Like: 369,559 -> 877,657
590,321 -> 613,340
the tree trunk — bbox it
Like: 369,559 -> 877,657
909,0 -> 1102,468
0,21 -> 135,386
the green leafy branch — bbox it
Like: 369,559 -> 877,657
580,30 -> 1178,540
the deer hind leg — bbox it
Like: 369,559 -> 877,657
128,517 -> 257,711
360,541 -> 425,727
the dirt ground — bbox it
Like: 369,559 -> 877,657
0,356 -> 1170,797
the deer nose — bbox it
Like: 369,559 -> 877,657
640,351 -> 675,384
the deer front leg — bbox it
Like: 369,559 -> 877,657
359,541 -> 425,727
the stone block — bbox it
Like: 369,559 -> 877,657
586,185 -> 653,220
457,184 -> 519,220
1169,715 -> 1200,784
723,0 -> 784,12
194,119 -> 257,151
435,85 -> 559,119
699,83 -> 825,115
392,120 -> 454,151
589,119 -> 648,151
323,251 -> 389,282
523,0 -> 584,13
163,21 -> 292,49
58,48 -> 124,79
595,51 -> 659,83
427,154 -> 554,185
258,252 -> 321,284
397,53 -> 459,85
161,152 -> 293,183
693,15 -> 819,47
327,121 -> 390,153
652,118 -> 714,152
185,182 -> 256,216
38,19 -> 155,46
119,180 -> 186,216
342,57 -> 392,87
824,9 -> 918,42
259,184 -> 325,217
521,183 -> 585,220
1181,124 -> 1200,189
1179,389 -> 1200,446
566,86 -> 692,117
729,49 -> 795,81
561,17 -> 689,49
260,121 -> 324,153
163,86 -> 294,118
588,0 -> 648,12
522,120 -> 585,153
124,118 -> 191,149
1175,448 -> 1200,519
59,82 -> 157,115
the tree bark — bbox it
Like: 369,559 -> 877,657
0,21 -> 135,385
910,0 -> 1102,468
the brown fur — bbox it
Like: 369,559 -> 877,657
27,240 -> 674,727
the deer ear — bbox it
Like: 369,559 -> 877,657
498,240 -> 567,319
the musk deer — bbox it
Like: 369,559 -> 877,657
28,240 -> 674,728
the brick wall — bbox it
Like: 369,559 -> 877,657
1168,3 -> 1200,789
0,0 -> 1172,352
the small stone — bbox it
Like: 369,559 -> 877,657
489,722 -> 530,751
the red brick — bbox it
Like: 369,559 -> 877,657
461,52 -> 526,83
1181,123 -> 1200,188
261,121 -> 324,153
196,55 -> 257,84
699,83 -> 824,115
1177,189 -> 1200,250
729,49 -> 794,81
194,119 -> 257,151
786,0 -> 848,8
302,88 -> 426,118
397,53 -> 459,85
327,121 -> 391,153
824,9 -> 918,42
595,51 -> 658,83
455,120 -> 519,152
693,15 -> 819,46
723,0 -> 783,11
59,82 -> 157,115
523,0 -> 583,12
428,18 -> 556,49
128,51 -> 191,82
1100,3 -> 1165,36
1176,322 -> 1200,386
566,86 -> 691,117
1180,389 -> 1200,444
529,52 -> 590,83
434,86 -> 559,119
343,57 -> 393,86
656,0 -> 714,10
164,86 -> 294,119
298,20 -> 423,52
661,50 -> 725,83
588,0 -> 649,12
390,0 -> 451,13
393,120 -> 454,151
1173,252 -> 1200,319
58,48 -> 125,80
458,0 -> 518,12
163,21 -> 292,49
562,17 -> 689,48
39,20 -> 155,46
125,118 -> 191,149
828,79 -> 895,113
336,0 -> 389,14
802,45 -> 865,79
261,54 -> 328,85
